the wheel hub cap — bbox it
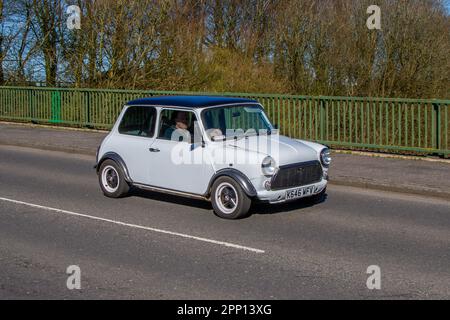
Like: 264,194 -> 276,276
216,183 -> 239,214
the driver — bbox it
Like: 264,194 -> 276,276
165,111 -> 190,141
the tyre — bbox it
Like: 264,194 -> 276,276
211,176 -> 252,220
98,159 -> 130,198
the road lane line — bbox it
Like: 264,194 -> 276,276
0,197 -> 265,254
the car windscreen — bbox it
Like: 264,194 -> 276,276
201,105 -> 273,140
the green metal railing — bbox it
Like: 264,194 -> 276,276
0,86 -> 448,156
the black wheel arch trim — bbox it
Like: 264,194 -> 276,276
95,152 -> 133,183
208,168 -> 257,198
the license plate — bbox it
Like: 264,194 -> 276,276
285,186 -> 318,200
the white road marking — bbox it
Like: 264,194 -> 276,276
0,197 -> 265,254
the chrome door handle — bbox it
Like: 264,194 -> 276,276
149,148 -> 160,153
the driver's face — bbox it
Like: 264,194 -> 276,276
175,112 -> 189,130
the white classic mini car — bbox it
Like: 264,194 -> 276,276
96,96 -> 331,219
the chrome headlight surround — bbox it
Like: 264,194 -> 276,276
261,156 -> 277,176
320,148 -> 332,167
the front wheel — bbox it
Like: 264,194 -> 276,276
309,187 -> 327,204
98,160 -> 130,198
211,177 -> 252,220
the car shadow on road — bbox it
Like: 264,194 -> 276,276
129,187 -> 212,210
250,193 -> 328,216
129,186 -> 328,217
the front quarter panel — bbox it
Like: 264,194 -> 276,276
296,139 -> 328,154
208,144 -> 266,181
296,139 -> 330,178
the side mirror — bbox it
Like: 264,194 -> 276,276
211,135 -> 226,142
273,124 -> 279,130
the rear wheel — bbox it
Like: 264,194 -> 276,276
98,160 -> 130,198
211,177 -> 252,220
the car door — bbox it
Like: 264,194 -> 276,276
147,108 -> 213,195
114,105 -> 158,184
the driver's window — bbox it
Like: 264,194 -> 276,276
157,109 -> 198,143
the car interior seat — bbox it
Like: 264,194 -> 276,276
159,116 -> 171,137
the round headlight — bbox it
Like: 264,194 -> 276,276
320,148 -> 332,167
262,156 -> 277,176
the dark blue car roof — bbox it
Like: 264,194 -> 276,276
126,96 -> 258,108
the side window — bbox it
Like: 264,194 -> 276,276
118,106 -> 156,137
157,109 -> 198,143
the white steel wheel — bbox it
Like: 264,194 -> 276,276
101,165 -> 120,193
211,176 -> 252,220
98,159 -> 130,198
215,182 -> 239,215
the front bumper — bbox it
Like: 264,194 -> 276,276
255,179 -> 328,204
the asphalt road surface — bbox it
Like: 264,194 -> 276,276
0,145 -> 449,299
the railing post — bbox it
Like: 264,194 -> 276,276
445,104 -> 449,159
85,91 -> 92,128
51,90 -> 61,123
433,103 -> 441,154
320,97 -> 325,142
29,88 -> 35,123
